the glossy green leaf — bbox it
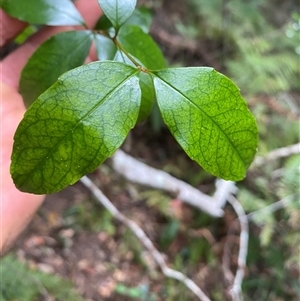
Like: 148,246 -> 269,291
113,51 -> 154,122
98,0 -> 136,30
94,34 -> 117,61
123,7 -> 152,33
11,62 -> 141,194
94,14 -> 113,30
20,30 -> 93,107
137,73 -> 155,122
0,0 -> 84,26
153,68 -> 258,181
113,49 -> 133,65
118,25 -> 166,70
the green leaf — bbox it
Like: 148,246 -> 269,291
11,62 -> 141,194
98,0 -> 136,30
137,73 -> 155,123
94,7 -> 152,33
152,67 -> 258,181
123,7 -> 152,33
118,25 -> 166,69
112,51 -> 154,123
0,0 -> 84,26
94,34 -> 117,61
20,30 -> 93,107
94,14 -> 113,30
114,49 -> 134,65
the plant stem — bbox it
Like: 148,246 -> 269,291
113,38 -> 142,68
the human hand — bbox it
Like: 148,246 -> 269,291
0,0 -> 102,254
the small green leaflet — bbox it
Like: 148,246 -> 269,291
137,73 -> 155,123
0,0 -> 84,26
95,7 -> 152,33
152,67 -> 258,181
124,7 -> 152,33
112,52 -> 154,123
11,62 -> 141,194
94,34 -> 117,61
98,0 -> 137,30
118,25 -> 166,70
20,30 -> 93,107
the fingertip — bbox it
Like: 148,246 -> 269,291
1,0 -> 102,89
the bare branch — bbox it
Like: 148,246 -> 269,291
223,195 -> 249,301
253,143 -> 300,166
111,150 -> 224,217
213,179 -> 237,209
247,193 -> 298,222
80,175 -> 211,301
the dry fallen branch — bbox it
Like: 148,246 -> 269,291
253,142 -> 300,166
222,193 -> 297,301
247,193 -> 298,222
80,175 -> 211,301
213,179 -> 237,209
107,144 -> 298,300
111,149 -> 232,217
225,195 -> 249,301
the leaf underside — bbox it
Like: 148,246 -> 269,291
11,62 -> 141,194
98,0 -> 137,30
94,34 -> 117,61
153,67 -> 258,181
95,7 -> 152,33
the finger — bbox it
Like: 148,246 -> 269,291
1,0 -> 102,89
0,82 -> 45,255
0,9 -> 28,47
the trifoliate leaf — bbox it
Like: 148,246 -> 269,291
153,67 -> 258,181
98,0 -> 136,30
20,30 -> 93,107
11,62 -> 141,194
0,0 -> 84,26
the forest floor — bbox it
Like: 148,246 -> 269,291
12,122 -> 237,301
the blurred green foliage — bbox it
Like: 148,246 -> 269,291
115,283 -> 158,300
0,254 -> 84,301
63,199 -> 116,235
188,0 -> 300,95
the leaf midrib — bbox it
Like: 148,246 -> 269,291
153,73 -> 245,168
17,69 -> 140,189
